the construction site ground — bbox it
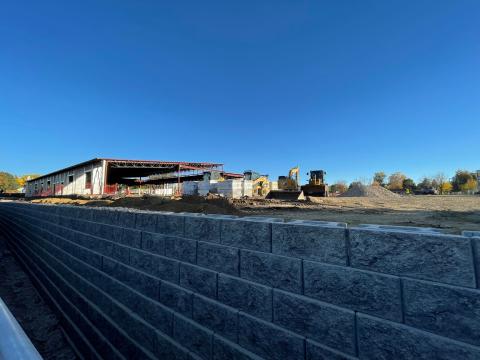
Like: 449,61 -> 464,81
19,194 -> 480,234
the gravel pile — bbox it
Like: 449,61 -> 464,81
339,183 -> 400,198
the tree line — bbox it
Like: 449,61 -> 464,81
0,172 -> 41,193
330,170 -> 479,195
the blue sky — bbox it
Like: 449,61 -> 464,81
1,1 -> 479,184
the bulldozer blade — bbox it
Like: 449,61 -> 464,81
266,190 -> 305,201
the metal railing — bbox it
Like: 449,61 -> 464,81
0,297 -> 43,360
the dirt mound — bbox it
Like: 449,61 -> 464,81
339,183 -> 400,199
109,195 -> 241,215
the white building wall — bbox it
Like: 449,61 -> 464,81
25,160 -> 105,197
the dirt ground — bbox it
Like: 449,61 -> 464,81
238,195 -> 480,234
24,194 -> 480,234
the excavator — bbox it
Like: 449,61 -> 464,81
301,170 -> 329,197
266,166 -> 305,200
244,170 -> 270,197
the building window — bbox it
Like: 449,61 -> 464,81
68,175 -> 74,183
47,180 -> 51,189
85,171 -> 92,189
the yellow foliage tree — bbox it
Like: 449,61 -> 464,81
440,182 -> 453,194
16,174 -> 41,187
460,178 -> 477,193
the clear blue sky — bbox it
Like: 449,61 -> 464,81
1,1 -> 479,184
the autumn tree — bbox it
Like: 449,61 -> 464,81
461,178 -> 478,193
388,172 -> 406,191
0,172 -> 18,192
452,170 -> 477,193
373,172 -> 386,187
330,181 -> 348,194
434,173 -> 449,194
440,182 -> 453,194
16,174 -> 41,187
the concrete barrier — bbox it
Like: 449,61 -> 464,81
0,202 -> 479,359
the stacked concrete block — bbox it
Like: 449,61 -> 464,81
215,179 -> 253,199
0,202 -> 479,360
198,180 -> 218,196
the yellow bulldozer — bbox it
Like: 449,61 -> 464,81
266,166 -> 305,200
301,170 -> 329,197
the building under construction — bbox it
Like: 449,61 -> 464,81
24,158 -> 239,197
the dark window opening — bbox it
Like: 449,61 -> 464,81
85,172 -> 92,189
68,175 -> 74,183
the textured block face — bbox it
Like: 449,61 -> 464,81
238,313 -> 305,360
135,212 -> 157,232
130,248 -> 179,282
303,261 -> 402,321
156,214 -> 185,237
403,279 -> 480,346
106,277 -> 173,336
89,208 -> 111,224
179,263 -> 217,298
132,294 -> 174,337
193,295 -> 238,341
116,211 -> 136,229
306,340 -> 357,360
159,281 -> 193,317
220,219 -> 272,252
473,238 -> 480,289
97,223 -> 124,243
111,243 -> 130,264
357,314 -> 480,360
185,216 -> 221,243
272,223 -> 347,265
109,303 -> 156,353
273,290 -> 355,354
218,274 -> 272,321
102,257 -> 159,299
213,336 -> 262,360
174,315 -> 213,360
141,231 -> 166,256
76,208 -> 93,221
73,245 -> 102,269
9,204 -> 480,360
240,250 -> 302,293
349,229 -> 476,287
165,236 -> 197,264
119,228 -> 142,248
155,332 -> 190,360
197,242 -> 239,276
462,231 -> 480,238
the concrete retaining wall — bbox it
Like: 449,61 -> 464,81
0,202 -> 479,359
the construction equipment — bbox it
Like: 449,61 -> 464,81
203,170 -> 225,182
301,170 -> 329,197
244,170 -> 270,197
266,166 -> 305,200
278,166 -> 300,191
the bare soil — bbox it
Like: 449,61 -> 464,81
27,195 -> 480,234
